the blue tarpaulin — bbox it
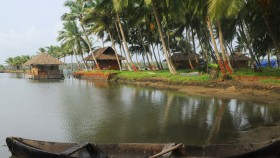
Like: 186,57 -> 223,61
260,59 -> 278,68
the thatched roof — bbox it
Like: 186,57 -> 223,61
84,47 -> 125,61
231,52 -> 251,60
24,53 -> 64,65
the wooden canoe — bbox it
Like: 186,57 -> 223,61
6,136 -> 280,158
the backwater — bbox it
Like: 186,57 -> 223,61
1,73 -> 280,157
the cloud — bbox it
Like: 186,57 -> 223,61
0,26 -> 61,64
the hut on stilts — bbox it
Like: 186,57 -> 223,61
24,53 -> 64,79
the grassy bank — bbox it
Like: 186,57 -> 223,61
73,68 -> 280,85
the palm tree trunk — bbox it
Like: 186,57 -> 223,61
114,21 -> 132,71
200,28 -> 218,64
277,56 -> 280,68
179,41 -> 194,70
191,28 -> 199,64
73,48 -> 81,70
146,54 -> 152,70
224,43 -> 233,70
227,42 -> 238,68
239,20 -> 260,67
81,25 -> 100,70
217,21 -> 233,74
156,44 -> 164,69
71,54 -> 74,71
206,17 -> 226,76
102,36 -> 104,47
267,49 -> 271,68
135,53 -> 141,70
142,53 -> 147,69
116,13 -> 137,71
148,52 -> 157,70
138,26 -> 156,70
108,31 -> 122,71
151,0 -> 176,74
80,51 -> 88,70
150,44 -> 161,70
118,44 -> 126,68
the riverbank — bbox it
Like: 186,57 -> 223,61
114,78 -> 280,105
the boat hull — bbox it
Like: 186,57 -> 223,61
6,137 -> 280,158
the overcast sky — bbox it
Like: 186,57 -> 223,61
0,0 -> 68,65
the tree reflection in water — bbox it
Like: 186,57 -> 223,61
59,80 -> 280,145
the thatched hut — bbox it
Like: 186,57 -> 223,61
230,52 -> 251,68
24,53 -> 64,79
84,47 -> 125,70
164,52 -> 203,69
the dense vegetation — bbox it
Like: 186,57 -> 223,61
5,0 -> 280,76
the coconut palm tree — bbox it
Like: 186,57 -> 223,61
83,4 -> 123,71
257,0 -> 280,56
62,0 -> 100,69
57,20 -> 88,70
207,0 -> 244,74
45,45 -> 64,59
144,0 -> 177,74
112,0 -> 138,71
5,55 -> 31,70
37,47 -> 46,54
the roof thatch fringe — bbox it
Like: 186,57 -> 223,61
24,53 -> 64,65
231,52 -> 251,60
84,47 -> 125,61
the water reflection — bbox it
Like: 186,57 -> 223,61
7,73 -> 25,79
1,73 -> 280,158
58,80 -> 280,145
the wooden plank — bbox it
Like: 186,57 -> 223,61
61,142 -> 90,156
161,143 -> 175,158
149,143 -> 183,158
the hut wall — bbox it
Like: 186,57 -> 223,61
174,60 -> 199,69
230,61 -> 249,68
98,60 -> 120,70
29,65 -> 63,79
46,66 -> 61,75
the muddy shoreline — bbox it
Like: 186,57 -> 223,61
112,78 -> 280,105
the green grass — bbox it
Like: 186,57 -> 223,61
79,68 -> 280,85
260,79 -> 280,84
234,68 -> 280,77
111,69 -> 210,83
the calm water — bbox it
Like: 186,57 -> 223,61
1,73 -> 280,157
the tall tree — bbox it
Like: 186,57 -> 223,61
113,0 -> 138,71
144,0 -> 177,74
83,4 -> 123,70
62,0 -> 100,69
57,20 -> 87,70
207,0 -> 244,75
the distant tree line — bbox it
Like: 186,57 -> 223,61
5,55 -> 32,68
